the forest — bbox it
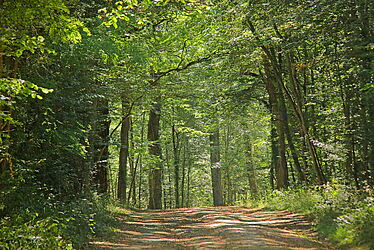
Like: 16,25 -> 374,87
0,0 -> 373,249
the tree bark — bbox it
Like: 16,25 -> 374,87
181,137 -> 187,207
186,147 -> 192,207
269,124 -> 277,190
92,98 -> 110,194
172,124 -> 181,208
278,85 -> 306,183
117,98 -> 131,202
262,63 -> 288,189
209,129 -> 224,206
223,123 -> 232,204
285,53 -> 326,184
246,142 -> 258,197
147,98 -> 162,209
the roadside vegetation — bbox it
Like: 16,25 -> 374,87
0,189 -> 114,249
246,184 -> 374,249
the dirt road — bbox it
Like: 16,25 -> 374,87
89,206 -> 331,249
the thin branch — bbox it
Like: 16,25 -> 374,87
108,95 -> 142,139
94,95 -> 142,167
151,55 -> 213,84
273,23 -> 284,39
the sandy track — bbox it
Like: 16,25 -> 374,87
89,206 -> 331,249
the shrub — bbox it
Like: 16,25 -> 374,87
0,214 -> 73,250
246,184 -> 373,249
333,197 -> 374,248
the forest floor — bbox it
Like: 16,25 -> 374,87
88,206 -> 333,249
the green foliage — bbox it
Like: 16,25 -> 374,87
256,188 -> 323,214
0,0 -> 88,57
0,214 -> 73,250
247,184 -> 374,249
0,176 -> 114,249
333,197 -> 374,248
0,78 -> 53,127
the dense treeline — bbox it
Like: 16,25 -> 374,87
1,0 -> 373,248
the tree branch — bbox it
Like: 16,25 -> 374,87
151,55 -> 213,84
108,95 -> 142,139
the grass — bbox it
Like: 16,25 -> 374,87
245,183 -> 374,249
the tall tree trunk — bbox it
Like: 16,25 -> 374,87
246,142 -> 258,198
127,118 -> 136,205
186,155 -> 192,207
165,143 -> 172,209
181,137 -> 187,207
127,155 -> 138,205
209,129 -> 224,206
224,123 -> 232,204
269,117 -> 278,190
93,98 -> 110,194
117,98 -> 131,202
138,157 -> 142,209
278,86 -> 305,183
262,63 -> 288,189
248,20 -> 323,185
285,53 -> 326,184
147,98 -> 162,209
341,83 -> 360,189
136,112 -> 146,207
172,124 -> 180,208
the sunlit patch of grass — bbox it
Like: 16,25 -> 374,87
246,184 -> 373,249
108,205 -> 133,215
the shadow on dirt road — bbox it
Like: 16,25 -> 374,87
89,206 -> 331,249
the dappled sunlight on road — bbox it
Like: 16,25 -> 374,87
89,206 -> 331,249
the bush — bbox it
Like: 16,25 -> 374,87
0,214 -> 73,249
0,196 -> 114,249
247,183 -> 374,249
333,197 -> 374,248
0,161 -> 115,249
0,177 -> 114,249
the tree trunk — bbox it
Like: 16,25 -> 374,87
186,147 -> 192,207
181,137 -> 187,207
224,123 -> 232,204
172,124 -> 180,208
127,118 -> 137,205
209,129 -> 224,206
246,142 -> 258,198
278,86 -> 305,183
285,53 -> 326,184
262,63 -> 288,189
269,118 -> 278,190
117,98 -> 131,201
147,99 -> 162,209
165,142 -> 172,209
127,155 -> 138,205
92,98 -> 110,194
341,83 -> 360,189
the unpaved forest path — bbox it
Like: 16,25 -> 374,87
89,206 -> 332,249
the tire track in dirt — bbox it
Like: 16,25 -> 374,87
89,206 -> 332,249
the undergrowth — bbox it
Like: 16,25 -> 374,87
246,183 -> 374,249
0,178 -> 115,249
